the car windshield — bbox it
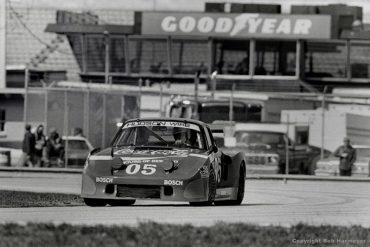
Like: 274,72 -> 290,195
235,131 -> 285,147
356,148 -> 370,157
114,121 -> 205,150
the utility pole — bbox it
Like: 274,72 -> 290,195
0,0 -> 6,89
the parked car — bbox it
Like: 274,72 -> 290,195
315,145 -> 370,177
212,122 -> 330,175
61,136 -> 94,168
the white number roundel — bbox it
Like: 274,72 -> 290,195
125,164 -> 157,175
125,164 -> 141,175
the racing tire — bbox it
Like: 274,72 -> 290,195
83,198 -> 107,207
215,164 -> 246,206
189,168 -> 216,206
108,199 -> 136,206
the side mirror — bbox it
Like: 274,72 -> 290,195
209,145 -> 218,154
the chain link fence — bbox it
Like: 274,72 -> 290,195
25,87 -> 139,149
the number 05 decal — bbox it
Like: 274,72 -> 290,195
125,164 -> 157,175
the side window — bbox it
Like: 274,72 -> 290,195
203,126 -> 213,150
206,127 -> 216,148
0,109 -> 5,132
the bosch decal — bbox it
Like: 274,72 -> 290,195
164,180 -> 184,186
96,177 -> 113,183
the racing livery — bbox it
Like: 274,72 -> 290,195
81,118 -> 246,206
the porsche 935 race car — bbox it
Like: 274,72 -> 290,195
81,118 -> 246,206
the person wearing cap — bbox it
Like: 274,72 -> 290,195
334,137 -> 356,176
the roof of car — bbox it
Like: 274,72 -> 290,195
125,118 -> 208,127
234,123 -> 288,133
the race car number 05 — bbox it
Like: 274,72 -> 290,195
125,164 -> 157,175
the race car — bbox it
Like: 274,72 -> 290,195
81,118 -> 246,206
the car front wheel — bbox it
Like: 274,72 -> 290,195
189,167 -> 216,206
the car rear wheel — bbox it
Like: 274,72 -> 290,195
83,198 -> 107,207
108,199 -> 136,206
189,168 -> 216,206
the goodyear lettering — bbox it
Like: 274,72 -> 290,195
96,177 -> 113,183
164,180 -> 183,186
161,14 -> 312,36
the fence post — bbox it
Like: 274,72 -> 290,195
44,87 -> 48,132
104,31 -> 110,85
23,68 -> 29,124
138,78 -> 142,117
102,92 -> 107,148
229,83 -> 235,121
210,70 -> 217,100
159,82 -> 163,117
64,90 -> 69,168
320,86 -> 328,159
285,114 -> 290,183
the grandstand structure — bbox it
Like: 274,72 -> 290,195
1,1 -> 370,92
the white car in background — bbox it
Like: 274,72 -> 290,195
0,147 -> 22,166
315,145 -> 370,177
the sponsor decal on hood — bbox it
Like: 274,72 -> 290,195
114,148 -> 190,157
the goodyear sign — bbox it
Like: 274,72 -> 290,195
142,12 -> 331,39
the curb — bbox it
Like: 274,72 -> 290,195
1,167 -> 369,182
246,174 -> 370,182
0,167 -> 82,174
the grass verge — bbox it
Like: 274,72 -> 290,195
0,190 -> 83,207
0,222 -> 369,247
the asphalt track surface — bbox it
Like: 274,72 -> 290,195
0,172 -> 369,227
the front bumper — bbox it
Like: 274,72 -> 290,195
81,174 -> 210,202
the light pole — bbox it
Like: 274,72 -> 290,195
210,70 -> 217,99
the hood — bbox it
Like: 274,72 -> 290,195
90,147 -> 209,179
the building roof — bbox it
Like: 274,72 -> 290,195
5,4 -> 134,82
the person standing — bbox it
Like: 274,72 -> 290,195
334,137 -> 356,176
34,124 -> 46,167
45,128 -> 64,167
19,124 -> 35,167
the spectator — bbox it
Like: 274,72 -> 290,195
235,57 -> 249,75
73,127 -> 85,137
34,124 -> 46,167
334,137 -> 356,176
19,124 -> 35,167
45,128 -> 64,167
